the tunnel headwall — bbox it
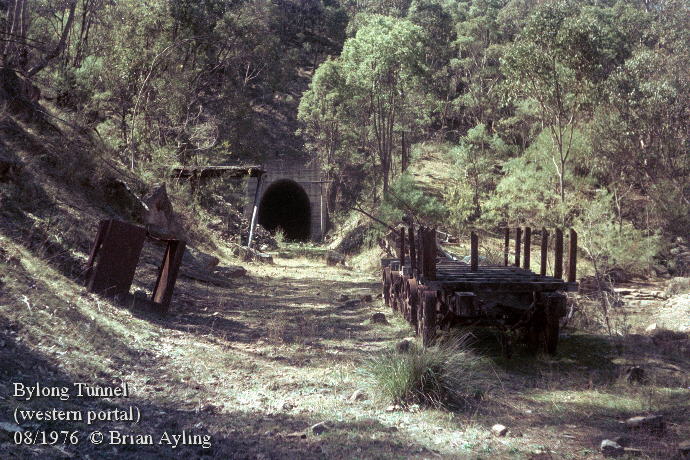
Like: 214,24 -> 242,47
245,159 -> 326,241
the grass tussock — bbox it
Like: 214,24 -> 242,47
360,332 -> 496,410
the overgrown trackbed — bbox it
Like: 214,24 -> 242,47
2,246 -> 688,459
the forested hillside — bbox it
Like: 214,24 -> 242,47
3,0 -> 687,269
1,1 -> 689,459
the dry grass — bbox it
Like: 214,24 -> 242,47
3,235 -> 688,459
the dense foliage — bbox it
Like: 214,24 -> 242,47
2,0 -> 687,255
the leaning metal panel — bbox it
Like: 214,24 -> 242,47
86,220 -> 146,297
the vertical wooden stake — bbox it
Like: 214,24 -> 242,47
427,228 -> 437,280
523,227 -> 531,270
514,227 -> 522,267
554,228 -> 564,279
503,228 -> 509,267
420,227 -> 428,279
416,226 -> 423,274
470,231 -> 478,272
568,228 -> 578,283
399,227 -> 406,271
540,228 -> 548,276
408,225 -> 416,276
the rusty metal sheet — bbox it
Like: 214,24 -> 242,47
86,220 -> 146,297
151,240 -> 186,313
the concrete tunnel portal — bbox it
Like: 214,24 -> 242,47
257,179 -> 312,241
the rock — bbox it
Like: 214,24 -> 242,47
181,247 -> 219,271
625,415 -> 664,432
396,339 -> 414,354
325,251 -> 346,266
611,436 -> 629,447
341,299 -> 360,309
666,277 -> 690,296
360,294 -> 373,303
349,389 -> 367,402
232,244 -> 274,264
385,405 -> 402,412
625,366 -> 645,384
601,439 -> 624,457
281,401 -> 294,411
311,422 -> 329,435
679,440 -> 690,457
143,184 -> 185,238
645,323 -> 657,333
606,268 -> 631,284
214,265 -> 246,278
491,424 -> 508,437
286,431 -> 306,439
339,294 -> 349,302
371,312 -> 388,324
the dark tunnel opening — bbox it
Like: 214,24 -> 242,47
258,179 -> 311,241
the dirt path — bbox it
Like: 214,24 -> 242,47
2,246 -> 688,459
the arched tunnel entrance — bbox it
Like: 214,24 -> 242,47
258,179 -> 311,241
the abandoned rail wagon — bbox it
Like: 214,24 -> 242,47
382,226 -> 579,355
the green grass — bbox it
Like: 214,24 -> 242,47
359,332 -> 496,409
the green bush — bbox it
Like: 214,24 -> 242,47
360,333 -> 495,409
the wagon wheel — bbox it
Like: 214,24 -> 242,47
391,274 -> 401,312
421,290 -> 438,347
400,276 -> 410,321
383,267 -> 391,307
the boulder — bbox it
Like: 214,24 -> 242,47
371,312 -> 388,324
349,389 -> 367,402
491,424 -> 508,437
341,299 -> 360,309
625,366 -> 645,384
600,439 -> 624,457
396,339 -> 414,354
325,250 -> 346,267
625,415 -> 664,432
311,422 -> 329,435
143,184 -> 184,238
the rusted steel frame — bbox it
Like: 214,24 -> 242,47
514,227 -> 522,267
151,239 -> 186,313
85,220 -> 109,281
503,228 -> 510,266
408,225 -> 416,276
470,231 -> 479,272
399,226 -> 406,270
540,228 -> 548,276
85,220 -> 146,297
523,227 -> 531,270
568,228 -> 578,283
554,228 -> 564,279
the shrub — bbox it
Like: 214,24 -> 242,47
360,333 -> 495,409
